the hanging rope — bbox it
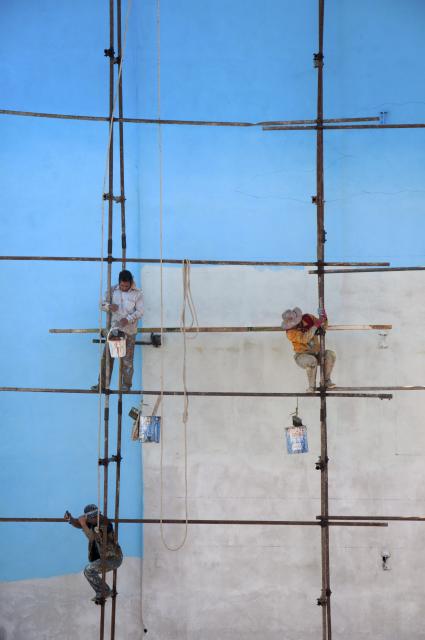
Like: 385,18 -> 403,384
96,0 -> 133,529
181,259 -> 199,423
155,0 -> 197,552
158,261 -> 199,551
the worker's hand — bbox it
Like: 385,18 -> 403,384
64,510 -> 71,522
119,318 -> 129,327
315,309 -> 327,328
110,304 -> 119,312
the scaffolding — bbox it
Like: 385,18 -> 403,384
1,2 -> 425,639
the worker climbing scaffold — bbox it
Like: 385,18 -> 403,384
92,269 -> 144,391
64,504 -> 123,605
281,307 -> 336,392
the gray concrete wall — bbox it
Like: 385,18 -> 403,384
140,265 -> 425,639
0,558 -> 145,640
1,265 -> 424,639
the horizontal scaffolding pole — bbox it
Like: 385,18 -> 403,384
321,515 -> 425,522
0,516 -> 387,527
0,255 -> 390,267
0,386 -> 393,399
324,386 -> 425,391
263,123 -> 425,131
0,108 -> 380,127
50,324 -> 392,334
309,266 -> 425,275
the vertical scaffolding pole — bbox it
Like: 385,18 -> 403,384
100,1 -> 115,638
315,1 -> 332,639
116,0 -> 127,269
110,2 -> 128,636
110,362 -> 123,640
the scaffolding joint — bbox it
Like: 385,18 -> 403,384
103,47 -> 119,64
103,193 -> 126,204
315,456 -> 329,471
151,332 -> 162,347
313,52 -> 324,68
98,454 -> 122,466
316,595 -> 327,607
319,516 -> 328,528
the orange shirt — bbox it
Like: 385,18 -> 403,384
286,314 -> 327,354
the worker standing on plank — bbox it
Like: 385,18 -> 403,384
64,504 -> 123,605
92,269 -> 144,391
281,307 -> 336,392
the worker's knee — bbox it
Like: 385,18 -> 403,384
294,354 -> 318,370
325,349 -> 336,364
84,562 -> 99,578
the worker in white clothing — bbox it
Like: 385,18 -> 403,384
92,270 -> 144,391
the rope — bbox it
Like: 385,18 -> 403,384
96,0 -> 133,529
155,0 -> 196,552
181,260 -> 199,424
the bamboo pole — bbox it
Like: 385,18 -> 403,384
0,108 -> 380,127
0,386 -> 392,399
49,324 -> 392,334
0,255 -> 390,267
0,517 -> 388,527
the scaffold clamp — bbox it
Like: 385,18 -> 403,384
315,456 -> 328,471
103,193 -> 126,204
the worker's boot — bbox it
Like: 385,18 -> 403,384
306,364 -> 317,393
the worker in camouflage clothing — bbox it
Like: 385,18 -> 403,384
64,504 -> 123,604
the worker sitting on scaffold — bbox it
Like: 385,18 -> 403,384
64,504 -> 123,605
92,269 -> 144,391
281,307 -> 336,393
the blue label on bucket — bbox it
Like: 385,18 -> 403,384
285,425 -> 308,454
140,416 -> 161,443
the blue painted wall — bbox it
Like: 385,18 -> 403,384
1,0 -> 424,580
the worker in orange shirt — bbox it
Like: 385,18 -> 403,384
281,307 -> 336,393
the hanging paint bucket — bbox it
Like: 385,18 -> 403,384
285,425 -> 308,454
139,415 -> 161,443
107,329 -> 126,358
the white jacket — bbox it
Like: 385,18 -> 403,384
102,284 -> 144,335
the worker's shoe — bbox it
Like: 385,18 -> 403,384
90,384 -> 99,392
325,380 -> 336,389
92,591 -> 111,605
121,385 -> 131,391
306,386 -> 316,393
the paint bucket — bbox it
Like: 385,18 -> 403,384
107,329 -> 126,358
139,416 -> 161,443
285,425 -> 308,454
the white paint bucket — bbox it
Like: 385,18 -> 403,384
139,416 -> 161,443
107,329 -> 126,358
285,425 -> 308,454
